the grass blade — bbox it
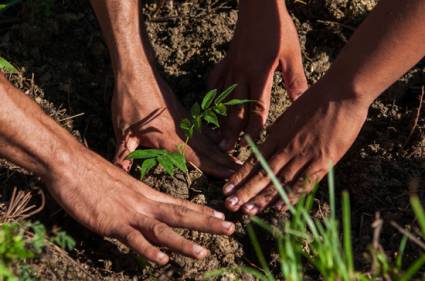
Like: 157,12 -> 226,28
342,191 -> 354,276
399,254 -> 425,281
396,235 -> 408,270
245,135 -> 295,214
410,195 -> 425,237
247,224 -> 275,281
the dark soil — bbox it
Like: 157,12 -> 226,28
0,0 -> 424,280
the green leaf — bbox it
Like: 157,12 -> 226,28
165,152 -> 188,174
203,111 -> 220,128
193,115 -> 202,131
190,102 -> 201,117
180,118 -> 192,130
52,231 -> 76,251
215,84 -> 237,104
157,155 -> 175,176
126,149 -> 164,160
224,99 -> 254,106
0,56 -> 18,73
201,89 -> 217,110
213,103 -> 227,116
140,158 -> 157,179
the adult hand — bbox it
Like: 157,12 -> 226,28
222,85 -> 368,214
209,0 -> 308,151
46,148 -> 235,264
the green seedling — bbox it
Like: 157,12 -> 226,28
51,230 -> 76,251
0,221 -> 47,281
127,84 -> 252,179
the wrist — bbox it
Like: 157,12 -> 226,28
314,74 -> 374,112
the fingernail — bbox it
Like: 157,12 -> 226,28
244,204 -> 258,215
226,196 -> 239,207
223,183 -> 235,194
244,203 -> 255,212
126,138 -> 139,151
235,159 -> 244,165
157,252 -> 169,264
222,221 -> 234,233
219,139 -> 228,150
213,211 -> 225,220
193,245 -> 208,258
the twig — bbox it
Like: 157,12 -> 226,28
316,19 -> 356,31
390,221 -> 425,252
189,161 -> 203,175
1,187 -> 45,223
58,112 -> 85,122
404,85 -> 425,147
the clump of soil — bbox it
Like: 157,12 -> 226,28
0,0 -> 424,280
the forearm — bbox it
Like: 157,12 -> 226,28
320,0 -> 425,105
0,75 -> 84,180
90,0 -> 154,76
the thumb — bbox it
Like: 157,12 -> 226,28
114,133 -> 140,172
280,56 -> 308,101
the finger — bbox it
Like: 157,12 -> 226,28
242,156 -> 310,215
225,144 -> 288,212
139,218 -> 210,259
203,125 -> 222,144
219,81 -> 248,151
142,187 -> 227,220
208,60 -> 226,90
152,203 -> 235,235
223,137 -> 276,196
191,132 -> 241,170
279,56 -> 308,102
113,134 -> 140,172
183,140 -> 236,178
242,72 -> 274,145
158,135 -> 235,178
120,226 -> 168,264
274,161 -> 328,212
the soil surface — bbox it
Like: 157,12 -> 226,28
0,0 -> 424,280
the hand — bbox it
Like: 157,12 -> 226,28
46,148 -> 235,264
222,85 -> 369,214
112,66 -> 240,178
209,0 -> 308,151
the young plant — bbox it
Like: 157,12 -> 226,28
0,221 -> 46,281
127,84 -> 252,179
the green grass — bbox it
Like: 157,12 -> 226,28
0,221 -> 75,280
205,136 -> 425,281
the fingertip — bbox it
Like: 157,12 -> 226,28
156,251 -> 169,265
223,183 -> 235,195
192,244 -> 209,259
242,203 -> 258,216
115,159 -> 132,172
225,196 -> 240,211
222,221 -> 235,235
213,211 -> 225,220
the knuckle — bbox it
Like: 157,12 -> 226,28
123,229 -> 139,244
152,223 -> 168,239
173,205 -> 189,218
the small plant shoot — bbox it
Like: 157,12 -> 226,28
127,84 -> 252,179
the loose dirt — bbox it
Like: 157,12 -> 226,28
0,0 -> 424,280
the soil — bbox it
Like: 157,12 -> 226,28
0,0 -> 424,280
